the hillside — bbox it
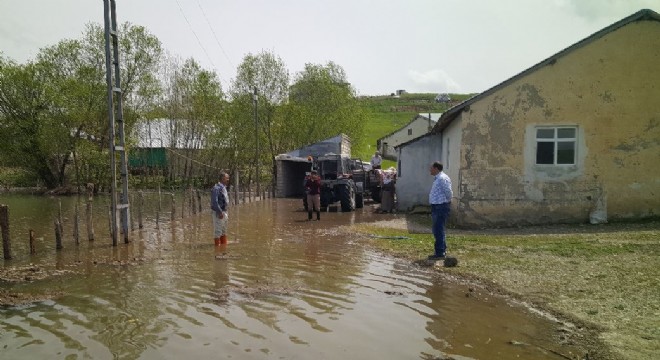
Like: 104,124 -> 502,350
352,93 -> 475,164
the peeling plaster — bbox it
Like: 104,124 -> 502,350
599,91 -> 615,103
516,83 -> 546,111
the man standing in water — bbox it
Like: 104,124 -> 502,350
305,170 -> 321,221
211,172 -> 230,247
428,161 -> 452,259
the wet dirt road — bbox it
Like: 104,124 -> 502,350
0,195 -> 586,359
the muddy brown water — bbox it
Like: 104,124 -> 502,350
0,194 -> 586,359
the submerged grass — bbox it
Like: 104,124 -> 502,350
354,217 -> 660,360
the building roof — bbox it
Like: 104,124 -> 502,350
284,133 -> 349,158
431,8 -> 660,135
133,119 -> 206,149
378,113 -> 441,142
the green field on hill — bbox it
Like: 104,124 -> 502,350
352,93 -> 475,166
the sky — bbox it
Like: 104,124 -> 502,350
1,0 -> 658,96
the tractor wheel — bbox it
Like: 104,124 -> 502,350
355,192 -> 364,209
339,185 -> 355,212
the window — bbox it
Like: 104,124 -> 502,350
535,127 -> 576,165
407,128 -> 412,136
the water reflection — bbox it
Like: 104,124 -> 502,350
0,196 -> 583,359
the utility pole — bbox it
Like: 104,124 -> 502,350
103,0 -> 130,245
253,87 -> 260,194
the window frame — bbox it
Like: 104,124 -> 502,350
535,126 -> 577,166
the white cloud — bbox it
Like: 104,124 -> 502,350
408,69 -> 461,93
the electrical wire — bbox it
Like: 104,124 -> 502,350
175,0 -> 217,69
196,0 -> 234,70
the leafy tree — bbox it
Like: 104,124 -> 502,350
159,57 -> 226,187
231,51 -> 290,184
289,62 -> 365,149
0,22 -> 162,190
0,58 -> 58,187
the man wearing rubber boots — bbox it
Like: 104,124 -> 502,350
211,171 -> 230,247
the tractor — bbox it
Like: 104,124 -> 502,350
302,154 -> 363,212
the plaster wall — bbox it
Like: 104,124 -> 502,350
456,20 -> 660,226
396,134 -> 443,210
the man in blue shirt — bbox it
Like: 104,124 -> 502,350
211,172 -> 230,247
428,161 -> 453,259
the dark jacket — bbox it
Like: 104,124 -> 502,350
211,183 -> 228,212
305,176 -> 321,195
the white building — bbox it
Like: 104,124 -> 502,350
376,113 -> 440,160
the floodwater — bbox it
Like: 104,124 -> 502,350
0,193 -> 586,359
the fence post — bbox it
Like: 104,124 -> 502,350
191,188 -> 196,215
29,229 -> 36,255
138,191 -> 144,229
108,206 -> 112,241
181,189 -> 185,219
130,193 -> 135,231
74,203 -> 80,245
86,183 -> 94,241
1,204 -> 11,260
57,200 -> 64,243
171,193 -> 176,221
54,219 -> 63,250
196,189 -> 202,213
233,171 -> 240,206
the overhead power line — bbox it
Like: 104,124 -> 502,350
196,0 -> 234,70
174,0 -> 227,86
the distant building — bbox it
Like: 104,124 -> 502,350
376,113 -> 440,161
129,118 -> 206,172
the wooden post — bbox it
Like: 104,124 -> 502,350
233,171 -> 240,206
196,189 -> 202,213
54,219 -> 63,250
191,188 -> 196,215
58,200 -> 64,241
130,193 -> 135,231
86,183 -> 94,241
73,203 -> 80,246
108,206 -> 112,239
138,191 -> 144,229
171,193 -> 176,221
0,204 -> 11,260
181,189 -> 185,218
29,229 -> 36,255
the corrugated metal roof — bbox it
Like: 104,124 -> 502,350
133,119 -> 206,149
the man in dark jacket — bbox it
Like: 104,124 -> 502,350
305,170 -> 321,221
